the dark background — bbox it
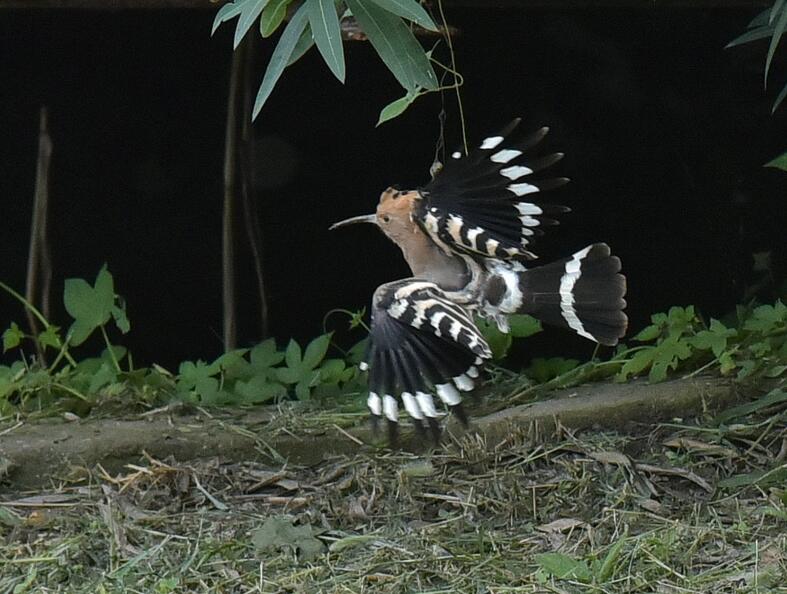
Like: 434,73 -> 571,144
1,6 -> 785,369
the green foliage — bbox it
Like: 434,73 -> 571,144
728,1 -> 787,113
475,314 -> 542,360
525,357 -> 580,383
764,150 -> 787,171
616,302 -> 786,383
63,265 -> 129,347
213,0 -> 442,122
534,535 -> 627,586
0,267 -> 366,415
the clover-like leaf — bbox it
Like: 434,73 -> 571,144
177,360 -> 220,402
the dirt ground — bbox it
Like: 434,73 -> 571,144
0,379 -> 785,593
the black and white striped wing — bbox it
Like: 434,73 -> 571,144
417,119 -> 570,261
362,279 -> 492,441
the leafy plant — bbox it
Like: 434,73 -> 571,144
0,267 -> 367,415
534,534 -> 627,586
212,0 -> 444,122
728,1 -> 787,113
616,302 -> 786,383
475,314 -> 542,360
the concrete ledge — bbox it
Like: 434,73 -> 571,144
0,377 -> 742,490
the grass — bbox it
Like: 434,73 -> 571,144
1,395 -> 785,593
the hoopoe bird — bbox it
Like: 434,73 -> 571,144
331,119 -> 627,442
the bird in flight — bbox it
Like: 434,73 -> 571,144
331,119 -> 627,443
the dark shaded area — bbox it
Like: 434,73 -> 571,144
1,7 -> 785,368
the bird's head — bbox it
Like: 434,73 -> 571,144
330,187 -> 421,246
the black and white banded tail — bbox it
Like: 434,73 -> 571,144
517,243 -> 627,346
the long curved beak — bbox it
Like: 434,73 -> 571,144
329,213 -> 377,230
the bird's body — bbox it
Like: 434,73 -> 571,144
332,119 -> 627,441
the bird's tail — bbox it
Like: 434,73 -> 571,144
515,243 -> 627,346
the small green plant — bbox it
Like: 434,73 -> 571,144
534,534 -> 627,586
475,314 -> 542,360
0,266 -> 367,415
617,302 -> 786,383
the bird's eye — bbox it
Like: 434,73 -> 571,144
382,215 -> 391,223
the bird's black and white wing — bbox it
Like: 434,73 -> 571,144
361,279 -> 492,441
416,119 -> 569,261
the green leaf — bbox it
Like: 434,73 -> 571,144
508,314 -> 542,338
714,388 -> 787,425
345,0 -> 437,92
234,0 -> 269,49
534,552 -> 592,582
253,2 -> 310,119
307,0 -> 345,82
37,325 -> 62,350
260,0 -> 291,37
726,24 -> 774,49
633,324 -> 661,342
475,318 -> 512,360
2,322 -> 23,352
235,375 -> 286,403
177,360 -> 220,402
64,266 -> 116,346
111,304 -> 130,334
764,150 -> 787,170
287,25 -> 316,66
765,5 -> 787,86
617,348 -> 655,381
252,515 -> 325,562
771,0 -> 786,25
772,82 -> 787,112
749,7 -> 771,28
719,464 -> 787,489
212,0 -> 252,36
596,535 -> 627,583
367,0 -> 438,31
377,91 -> 419,126
285,339 -> 302,369
690,319 -> 735,358
303,333 -> 332,369
526,357 -> 580,384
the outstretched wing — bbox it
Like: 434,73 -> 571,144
362,279 -> 492,442
417,119 -> 570,261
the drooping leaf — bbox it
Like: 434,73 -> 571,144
253,2 -> 310,119
764,149 -> 787,170
377,91 -> 419,126
303,333 -> 332,369
772,81 -> 787,112
765,4 -> 787,86
346,0 -> 437,92
212,0 -> 253,36
367,0 -> 438,32
260,0 -> 291,37
287,25 -> 316,66
307,0 -> 346,82
749,7 -> 772,28
771,0 -> 786,24
234,0 -> 269,50
726,24 -> 775,49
